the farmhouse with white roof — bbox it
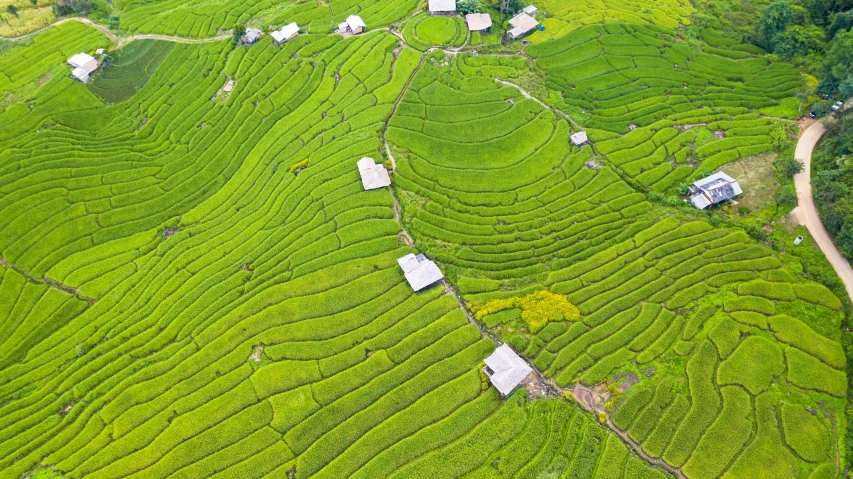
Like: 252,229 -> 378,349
465,13 -> 492,32
272,23 -> 300,44
357,157 -> 391,190
67,53 -> 99,83
570,131 -> 588,146
508,13 -> 538,39
397,253 -> 444,291
429,0 -> 456,15
483,344 -> 533,396
522,5 -> 538,15
689,172 -> 743,209
341,15 -> 366,34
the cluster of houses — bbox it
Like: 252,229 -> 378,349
428,0 -> 541,39
240,14 -> 368,46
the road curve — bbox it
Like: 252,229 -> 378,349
793,121 -> 853,304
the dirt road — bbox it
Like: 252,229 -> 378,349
792,121 -> 853,304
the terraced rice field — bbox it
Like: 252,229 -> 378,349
0,3 -> 848,479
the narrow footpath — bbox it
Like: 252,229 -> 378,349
792,121 -> 853,305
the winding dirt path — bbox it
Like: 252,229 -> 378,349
792,121 -> 853,304
3,16 -> 230,45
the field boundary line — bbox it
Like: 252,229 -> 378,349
0,258 -> 96,304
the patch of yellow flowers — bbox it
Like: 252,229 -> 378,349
471,290 -> 580,333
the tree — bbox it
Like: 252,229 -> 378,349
52,0 -> 92,16
5,5 -> 18,17
232,24 -> 246,45
824,30 -> 853,86
29,0 -> 37,5
457,0 -> 481,14
754,1 -> 804,51
772,24 -> 824,59
776,155 -> 805,178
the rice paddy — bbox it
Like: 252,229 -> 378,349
0,3 -> 847,479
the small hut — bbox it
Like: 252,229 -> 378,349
272,23 -> 300,44
570,131 -> 588,146
429,0 -> 457,15
522,5 -> 538,15
67,53 -> 99,83
508,13 -> 538,39
344,15 -> 366,34
465,13 -> 492,32
483,344 -> 533,396
357,157 -> 391,190
243,28 -> 262,44
689,172 -> 743,209
397,253 -> 444,291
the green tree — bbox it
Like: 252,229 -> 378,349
29,0 -> 37,5
772,24 -> 824,59
6,4 -> 18,17
776,155 -> 805,178
458,0 -> 481,14
232,24 -> 246,45
754,1 -> 804,51
824,30 -> 853,85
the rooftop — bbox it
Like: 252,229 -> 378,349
484,344 -> 533,396
357,157 -> 391,190
68,53 -> 96,69
465,13 -> 492,31
570,131 -> 588,145
346,15 -> 366,29
690,172 -> 742,209
508,13 -> 538,38
397,253 -> 444,291
429,0 -> 456,11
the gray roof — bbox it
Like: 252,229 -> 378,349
357,157 -> 391,190
484,344 -> 532,395
690,172 -> 742,209
398,253 -> 444,291
68,53 -> 96,69
522,5 -> 538,14
429,0 -> 456,12
243,29 -> 261,43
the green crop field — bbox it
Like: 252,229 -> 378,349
0,1 -> 849,479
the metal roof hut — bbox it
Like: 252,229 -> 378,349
689,172 -> 743,209
570,131 -> 588,146
508,13 -> 539,39
397,253 -> 444,291
67,53 -> 98,83
272,23 -> 300,44
522,5 -> 538,15
243,28 -> 262,44
345,15 -> 366,34
429,0 -> 456,15
484,344 -> 533,396
465,13 -> 492,32
357,157 -> 391,190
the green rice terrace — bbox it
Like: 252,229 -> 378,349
0,1 -> 851,479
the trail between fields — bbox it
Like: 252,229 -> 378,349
792,121 -> 853,305
2,16 -> 231,45
0,258 -> 96,304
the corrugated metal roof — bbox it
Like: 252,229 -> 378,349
397,253 -> 444,291
484,344 -> 532,396
571,131 -> 588,145
357,157 -> 391,190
